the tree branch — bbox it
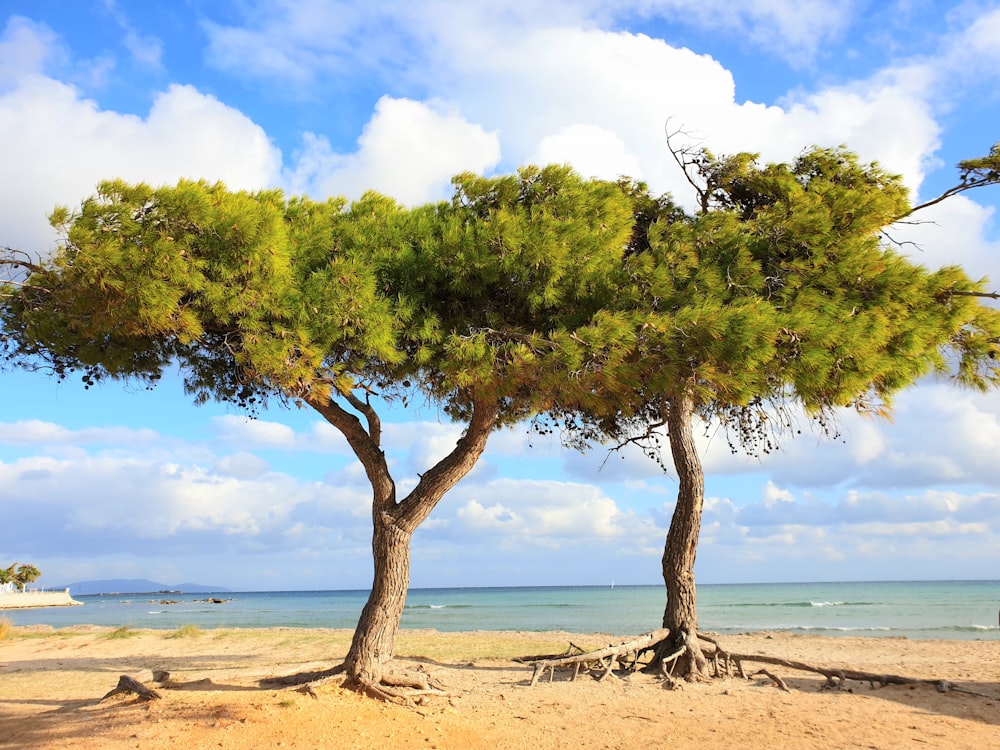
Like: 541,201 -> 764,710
395,395 -> 500,532
305,391 -> 394,511
664,121 -> 710,214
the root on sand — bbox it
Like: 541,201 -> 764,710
521,629 -> 996,698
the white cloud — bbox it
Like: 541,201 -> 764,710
0,420 -> 159,445
0,16 -> 62,83
200,1 -> 859,89
283,96 -> 501,204
103,0 -> 164,70
451,478 -> 661,544
0,20 -> 282,254
534,124 -> 643,181
944,7 -> 1000,83
212,415 -> 297,448
624,0 -> 858,59
198,3 -> 936,202
892,196 -> 1000,288
213,451 -> 271,479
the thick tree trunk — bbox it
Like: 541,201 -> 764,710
341,513 -> 412,687
657,389 -> 709,678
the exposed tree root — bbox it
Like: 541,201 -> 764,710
260,662 -> 448,706
99,674 -> 163,703
258,663 -> 346,688
752,669 -> 789,692
523,630 -> 996,699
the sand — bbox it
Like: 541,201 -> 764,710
0,625 -> 996,749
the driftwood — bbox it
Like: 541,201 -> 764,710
526,629 -> 671,686
99,674 -> 162,702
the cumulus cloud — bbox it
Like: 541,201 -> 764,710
199,2 -> 939,203
213,451 -> 271,479
533,124 -> 644,181
0,420 -> 159,446
200,1 -> 858,88
891,196 -> 1000,288
693,480 -> 1000,580
448,478 -> 661,545
5,3 -> 1000,589
0,19 -> 282,254
283,96 -> 501,204
212,416 -> 297,449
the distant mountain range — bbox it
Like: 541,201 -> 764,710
64,579 -> 231,595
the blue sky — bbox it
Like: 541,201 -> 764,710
1,0 -> 999,592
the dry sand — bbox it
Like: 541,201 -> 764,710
0,625 -> 996,749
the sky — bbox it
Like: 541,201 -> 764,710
1,0 -> 999,593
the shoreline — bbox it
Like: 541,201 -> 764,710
9,580 -> 999,639
0,626 -> 996,749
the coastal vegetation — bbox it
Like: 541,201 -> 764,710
168,624 -> 203,639
103,626 -> 138,640
1,141 -> 999,696
1,563 -> 42,592
558,138 -> 1000,678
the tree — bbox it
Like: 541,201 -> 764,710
0,562 -> 42,591
13,564 -> 41,592
0,563 -> 17,587
563,142 -> 1000,678
0,166 -> 636,698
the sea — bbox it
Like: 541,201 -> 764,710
5,581 -> 998,640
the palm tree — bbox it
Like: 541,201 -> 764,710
12,564 -> 40,592
0,563 -> 17,589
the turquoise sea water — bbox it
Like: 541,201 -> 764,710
5,581 -> 998,640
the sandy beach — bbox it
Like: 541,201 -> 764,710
0,625 -> 996,749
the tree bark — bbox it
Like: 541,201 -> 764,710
341,512 -> 412,686
656,388 -> 709,677
308,389 -> 500,691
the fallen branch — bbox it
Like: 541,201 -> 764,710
526,629 -> 671,686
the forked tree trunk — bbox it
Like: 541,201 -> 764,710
308,391 -> 500,690
656,388 -> 709,677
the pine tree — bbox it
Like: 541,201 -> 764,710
0,166 -> 636,698
564,143 -> 1000,677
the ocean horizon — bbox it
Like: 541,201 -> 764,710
6,580 -> 998,641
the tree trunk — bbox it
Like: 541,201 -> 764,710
656,388 -> 709,678
341,512 -> 412,687
308,391 -> 500,691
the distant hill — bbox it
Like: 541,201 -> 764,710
64,579 -> 231,595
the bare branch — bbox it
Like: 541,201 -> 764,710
899,144 -> 1000,219
664,121 -> 710,213
941,289 -> 1000,300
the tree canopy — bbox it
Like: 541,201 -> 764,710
550,143 -> 1000,677
1,563 -> 42,592
0,165 -> 639,697
3,144 -> 999,691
